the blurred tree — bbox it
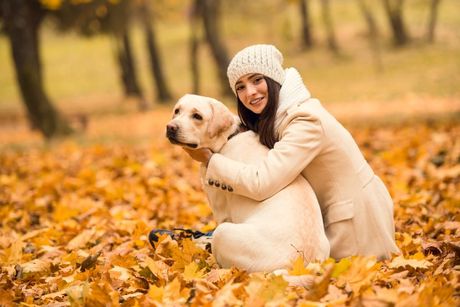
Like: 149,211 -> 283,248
139,0 -> 173,103
426,0 -> 441,43
199,0 -> 232,96
382,0 -> 410,46
187,0 -> 231,96
357,0 -> 383,72
299,0 -> 314,49
116,29 -> 148,110
49,0 -> 150,111
189,0 -> 204,94
320,0 -> 339,53
0,0 -> 73,138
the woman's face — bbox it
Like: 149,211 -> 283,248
235,73 -> 268,114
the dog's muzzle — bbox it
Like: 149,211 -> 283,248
165,123 -> 198,148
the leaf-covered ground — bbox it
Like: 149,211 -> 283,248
0,108 -> 459,306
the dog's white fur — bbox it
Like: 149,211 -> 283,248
167,94 -> 330,273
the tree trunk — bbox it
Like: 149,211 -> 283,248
140,3 -> 172,103
299,0 -> 314,49
201,0 -> 232,97
382,0 -> 410,46
357,0 -> 383,72
115,29 -> 148,111
426,0 -> 441,43
189,0 -> 203,94
1,0 -> 73,138
320,0 -> 339,53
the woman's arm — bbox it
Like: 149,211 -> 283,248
205,115 -> 324,201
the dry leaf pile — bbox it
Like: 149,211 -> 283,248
0,118 -> 459,306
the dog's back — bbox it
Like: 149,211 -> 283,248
204,131 -> 330,267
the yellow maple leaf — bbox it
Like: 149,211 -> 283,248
331,257 -> 351,278
183,261 -> 205,282
171,239 -> 206,270
288,256 -> 310,276
147,285 -> 164,302
335,256 -> 379,294
182,238 -> 206,257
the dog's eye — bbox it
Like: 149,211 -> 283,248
192,113 -> 203,120
174,109 -> 180,115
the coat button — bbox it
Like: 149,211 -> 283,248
228,186 -> 233,192
221,184 -> 227,190
214,180 -> 220,187
208,178 -> 214,185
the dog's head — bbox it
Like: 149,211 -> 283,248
166,94 -> 238,152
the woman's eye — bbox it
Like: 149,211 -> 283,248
192,113 -> 203,120
254,77 -> 263,83
236,85 -> 244,91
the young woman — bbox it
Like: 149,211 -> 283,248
186,44 -> 399,260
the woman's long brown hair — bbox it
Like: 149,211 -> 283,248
237,77 -> 281,149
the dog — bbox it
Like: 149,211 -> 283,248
166,94 -> 330,273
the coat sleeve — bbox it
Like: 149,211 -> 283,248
204,114 -> 324,201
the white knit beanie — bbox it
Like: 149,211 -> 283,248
227,44 -> 285,95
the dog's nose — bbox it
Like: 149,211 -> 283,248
166,123 -> 178,136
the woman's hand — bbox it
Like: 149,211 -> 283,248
183,147 -> 213,166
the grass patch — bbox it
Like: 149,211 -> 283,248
0,0 -> 459,114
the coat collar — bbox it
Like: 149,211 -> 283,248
275,68 -> 311,130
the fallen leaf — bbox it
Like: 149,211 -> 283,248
67,229 -> 96,251
183,261 -> 205,282
288,256 -> 311,276
19,259 -> 50,280
80,251 -> 101,272
389,255 -> 432,271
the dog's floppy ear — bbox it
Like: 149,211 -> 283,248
207,100 -> 235,139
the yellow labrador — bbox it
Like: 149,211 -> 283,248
166,94 -> 329,273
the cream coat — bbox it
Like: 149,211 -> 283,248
205,68 -> 400,260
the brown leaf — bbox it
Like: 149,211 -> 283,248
80,251 -> 101,272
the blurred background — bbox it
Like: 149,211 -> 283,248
0,0 -> 459,143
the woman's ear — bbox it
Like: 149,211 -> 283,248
207,101 -> 235,139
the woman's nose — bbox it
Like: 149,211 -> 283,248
246,84 -> 257,95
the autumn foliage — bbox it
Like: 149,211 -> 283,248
0,112 -> 459,306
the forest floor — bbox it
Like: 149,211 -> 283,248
0,96 -> 459,305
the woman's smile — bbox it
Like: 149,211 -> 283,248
250,96 -> 265,107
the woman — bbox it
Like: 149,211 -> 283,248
186,44 -> 399,260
